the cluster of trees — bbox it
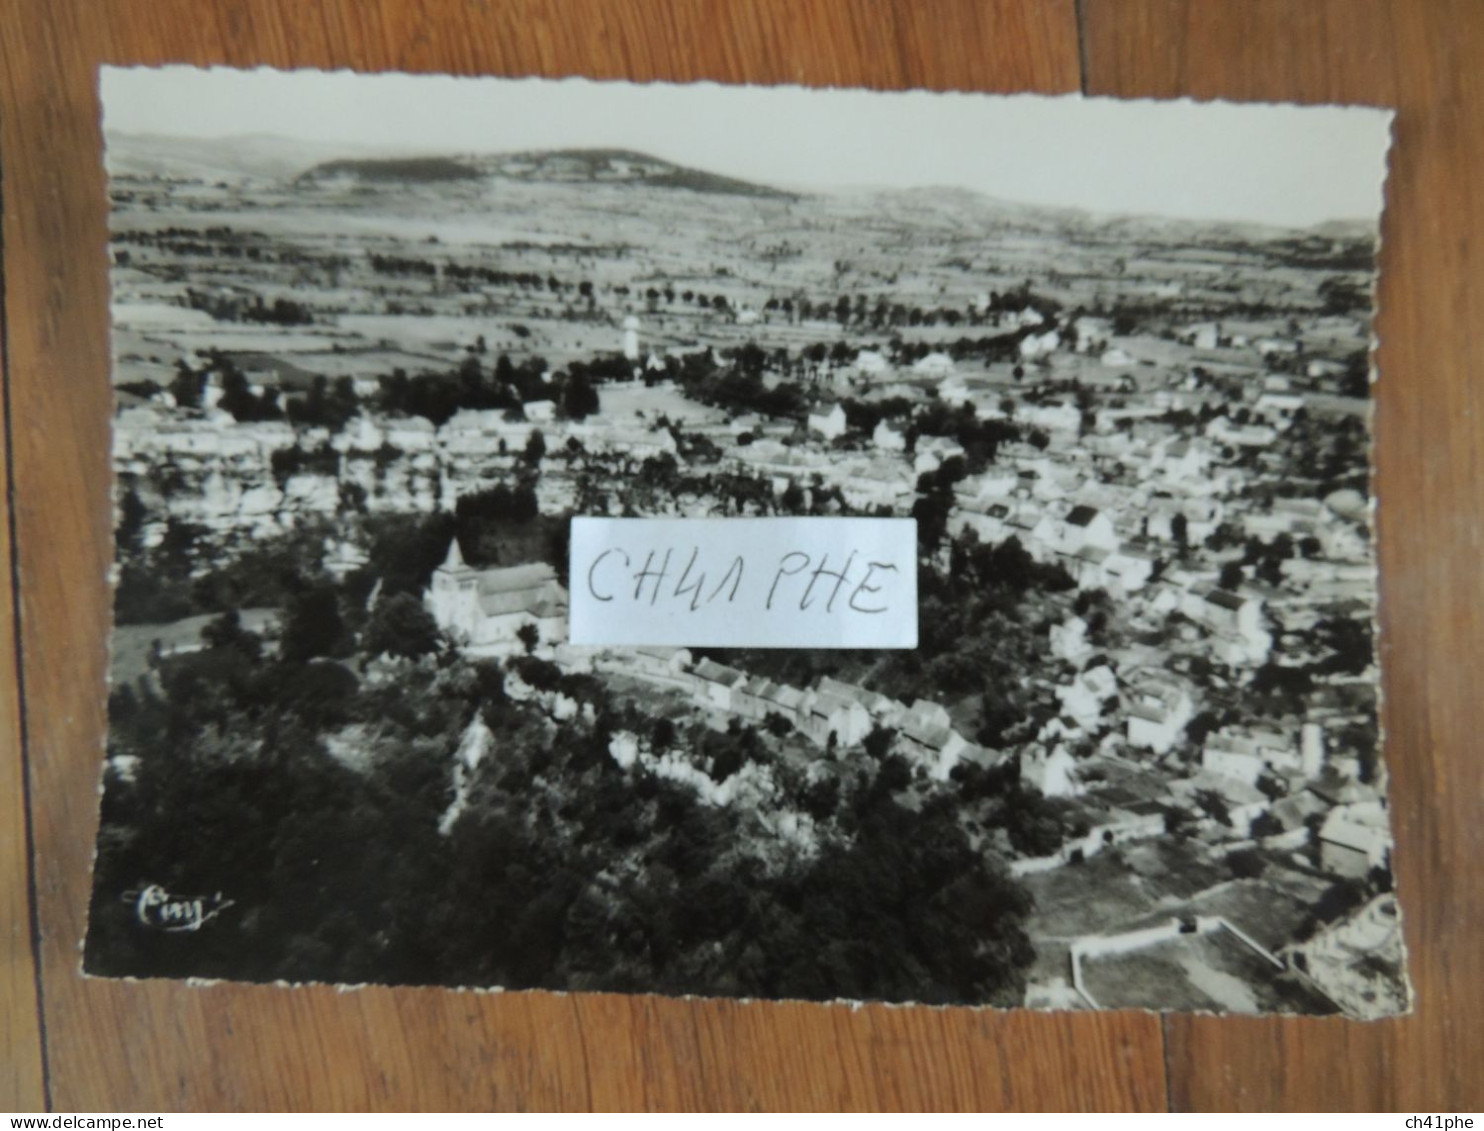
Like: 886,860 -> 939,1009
753,286 -> 1058,334
909,401 -> 1022,469
167,356 -> 362,431
112,509 -> 341,626
588,451 -> 781,519
88,609 -> 1037,1005
112,225 -> 317,268
373,352 -> 613,427
185,288 -> 315,326
367,252 -> 440,279
376,354 -> 538,426
454,480 -> 539,525
1317,275 -> 1370,316
951,761 -> 1087,857
1280,406 -> 1370,497
673,349 -> 807,420
896,535 -> 1073,747
270,441 -> 341,485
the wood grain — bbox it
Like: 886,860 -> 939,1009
1082,0 -> 1484,1112
8,0 -> 1479,1111
0,0 -> 1177,1112
0,239 -> 46,1110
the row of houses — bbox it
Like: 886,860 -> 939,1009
682,657 -> 996,778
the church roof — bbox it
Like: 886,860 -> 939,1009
477,582 -> 566,619
473,562 -> 559,595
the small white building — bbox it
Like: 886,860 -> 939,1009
872,418 -> 906,452
912,352 -> 956,380
808,402 -> 848,441
1022,746 -> 1081,797
1124,673 -> 1195,755
1318,803 -> 1391,878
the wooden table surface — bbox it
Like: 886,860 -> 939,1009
2,0 -> 1480,1112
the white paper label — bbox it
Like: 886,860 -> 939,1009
568,517 -> 918,649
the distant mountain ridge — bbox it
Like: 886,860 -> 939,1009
105,131 -> 1370,237
106,132 -> 388,182
296,147 -> 801,200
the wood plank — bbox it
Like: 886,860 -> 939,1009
1082,0 -> 1484,1111
0,190 -> 48,1111
1,0 -> 1170,1110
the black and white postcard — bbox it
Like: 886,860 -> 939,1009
89,66 -> 1405,1016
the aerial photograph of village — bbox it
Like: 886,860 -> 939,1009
85,70 -> 1406,1017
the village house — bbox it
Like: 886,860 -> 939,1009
1084,799 -> 1167,847
1243,496 -> 1324,542
766,683 -> 811,728
1182,587 -> 1273,665
1145,495 -> 1223,545
956,469 -> 1019,505
804,689 -> 872,749
424,540 -> 569,652
386,416 -> 438,452
1124,670 -> 1196,755
1055,656 -> 1120,727
1255,336 -> 1301,359
852,349 -> 891,383
1017,400 -> 1081,433
1280,895 -> 1407,1021
1173,772 -> 1270,830
1071,315 -> 1112,353
1207,415 -> 1279,449
1018,329 -> 1061,361
899,719 -> 973,780
627,645 -> 693,681
837,464 -> 912,511
1101,545 -> 1157,596
937,373 -> 974,407
1317,802 -> 1391,879
691,658 -> 748,713
914,435 -> 966,475
911,351 -> 955,380
731,676 -> 813,730
1021,744 -> 1081,797
1032,504 -> 1119,561
335,416 -> 387,453
815,676 -> 900,725
1201,726 -> 1302,785
523,399 -> 557,424
1150,438 -> 1211,489
951,500 -> 1012,544
1255,391 -> 1307,429
807,402 -> 848,441
1181,321 -> 1222,350
733,675 -> 776,722
1049,615 -> 1094,665
871,417 -> 906,452
906,698 -> 952,732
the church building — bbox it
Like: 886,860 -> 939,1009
424,539 -> 569,652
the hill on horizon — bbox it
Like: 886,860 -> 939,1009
104,131 -> 1373,239
294,147 -> 801,201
